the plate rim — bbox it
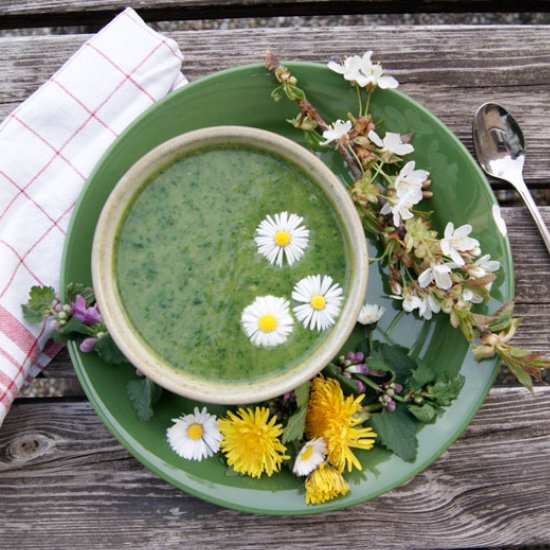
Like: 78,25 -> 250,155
60,61 -> 514,515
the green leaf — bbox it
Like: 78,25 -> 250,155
380,343 -> 418,385
410,358 -> 436,390
506,361 -> 533,390
282,381 -> 310,443
408,403 -> 437,423
127,378 -> 162,422
94,334 -> 128,364
426,375 -> 465,406
60,316 -> 90,335
371,406 -> 418,462
271,86 -> 284,102
294,381 -> 310,409
285,85 -> 306,101
21,304 -> 47,324
22,286 -> 55,323
488,301 -> 515,333
282,406 -> 308,443
66,282 -> 95,306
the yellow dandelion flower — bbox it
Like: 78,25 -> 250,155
305,463 -> 350,505
218,406 -> 289,478
305,376 -> 376,472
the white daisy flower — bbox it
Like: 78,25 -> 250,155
368,130 -> 414,157
358,303 -> 385,325
241,295 -> 294,347
254,211 -> 309,267
320,119 -> 352,145
292,438 -> 327,477
492,204 -> 508,236
166,406 -> 222,461
292,275 -> 344,331
440,222 -> 480,266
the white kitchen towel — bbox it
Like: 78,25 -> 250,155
0,7 -> 186,426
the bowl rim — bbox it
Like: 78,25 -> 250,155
91,125 -> 368,404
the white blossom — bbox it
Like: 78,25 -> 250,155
328,51 -> 398,89
418,263 -> 454,291
368,130 -> 414,157
418,294 -> 441,320
357,303 -> 385,325
462,287 -> 484,305
440,222 -> 480,266
470,254 -> 501,278
327,54 -> 368,86
320,119 -> 352,145
380,189 -> 417,227
394,161 -> 429,202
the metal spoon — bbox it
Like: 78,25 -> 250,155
472,102 -> 550,255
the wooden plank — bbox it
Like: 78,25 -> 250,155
1,388 -> 550,547
0,1 -> 548,31
2,26 -> 550,184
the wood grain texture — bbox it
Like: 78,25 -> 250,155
2,26 -> 550,184
0,0 -> 548,31
1,388 -> 550,548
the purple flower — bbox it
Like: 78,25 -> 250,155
345,363 -> 369,375
79,337 -> 97,353
72,294 -> 101,326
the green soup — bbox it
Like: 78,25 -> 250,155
115,145 -> 349,383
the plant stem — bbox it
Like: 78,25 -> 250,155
385,310 -> 404,335
355,84 -> 363,117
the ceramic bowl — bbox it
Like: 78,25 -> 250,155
91,125 -> 368,404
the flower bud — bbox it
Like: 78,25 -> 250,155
386,400 -> 396,412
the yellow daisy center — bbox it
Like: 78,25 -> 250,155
187,423 -> 204,440
301,445 -> 314,462
274,230 -> 291,247
258,314 -> 278,333
310,294 -> 326,310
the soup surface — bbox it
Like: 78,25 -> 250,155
115,145 -> 349,383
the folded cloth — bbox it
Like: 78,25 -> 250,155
0,8 -> 186,426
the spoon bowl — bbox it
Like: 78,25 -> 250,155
473,102 -> 550,255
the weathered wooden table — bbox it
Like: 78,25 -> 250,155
1,2 -> 550,548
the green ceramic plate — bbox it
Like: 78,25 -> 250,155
60,63 -> 513,515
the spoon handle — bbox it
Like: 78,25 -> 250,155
508,172 -> 550,255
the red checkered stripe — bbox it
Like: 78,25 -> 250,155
0,7 -> 184,422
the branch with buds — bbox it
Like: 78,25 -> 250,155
265,51 -> 550,388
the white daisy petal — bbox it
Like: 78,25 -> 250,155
241,295 -> 293,347
254,211 -> 309,267
166,406 -> 222,461
292,275 -> 344,331
292,438 -> 327,477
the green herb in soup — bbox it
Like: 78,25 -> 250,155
115,145 -> 349,383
